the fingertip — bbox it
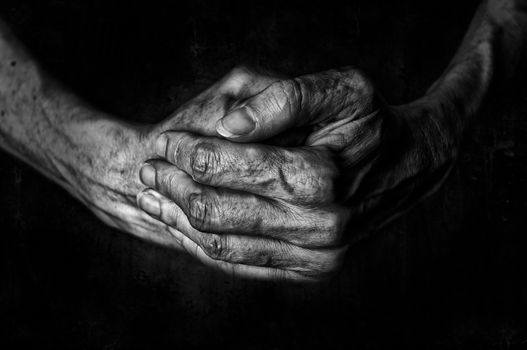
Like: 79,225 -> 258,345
139,163 -> 156,187
136,190 -> 161,217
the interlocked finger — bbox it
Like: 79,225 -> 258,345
139,160 -> 344,247
155,131 -> 337,204
136,189 -> 346,280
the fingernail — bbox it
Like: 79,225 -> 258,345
139,164 -> 156,187
156,133 -> 167,157
138,192 -> 161,217
216,108 -> 255,138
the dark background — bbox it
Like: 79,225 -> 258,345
1,0 -> 526,348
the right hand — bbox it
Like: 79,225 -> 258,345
135,66 -> 459,281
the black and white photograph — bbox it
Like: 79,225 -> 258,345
0,0 -> 526,348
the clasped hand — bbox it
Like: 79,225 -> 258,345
136,66 -> 455,281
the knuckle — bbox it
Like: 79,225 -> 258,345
324,68 -> 377,114
190,142 -> 221,184
188,191 -> 216,231
268,79 -> 302,116
306,174 -> 335,204
224,65 -> 255,90
230,65 -> 253,80
289,152 -> 338,204
283,78 -> 303,113
333,67 -> 373,91
354,69 -> 374,90
320,209 -> 347,246
314,158 -> 339,202
348,69 -> 376,106
202,234 -> 228,260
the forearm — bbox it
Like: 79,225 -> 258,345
0,19 -> 149,206
345,1 -> 527,229
414,0 -> 527,145
0,19 -> 190,250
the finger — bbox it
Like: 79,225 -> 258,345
176,229 -> 346,281
215,79 -> 304,141
154,131 -> 337,203
139,160 -> 344,247
173,229 -> 315,282
217,66 -> 280,98
135,189 -> 298,281
136,189 -> 345,280
159,66 -> 279,137
215,69 -> 376,143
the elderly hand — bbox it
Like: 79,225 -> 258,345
56,67 -> 279,250
137,67 -> 458,281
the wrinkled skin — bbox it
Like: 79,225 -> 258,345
3,0 -> 524,282
136,66 -> 457,281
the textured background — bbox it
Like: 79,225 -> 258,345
1,0 -> 526,348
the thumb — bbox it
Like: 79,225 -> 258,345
215,79 -> 308,142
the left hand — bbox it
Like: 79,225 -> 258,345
77,67 -> 278,249
138,67 -> 458,281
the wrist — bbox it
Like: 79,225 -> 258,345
389,102 -> 458,186
415,2 -> 498,146
66,117 -> 155,206
97,121 -> 155,194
